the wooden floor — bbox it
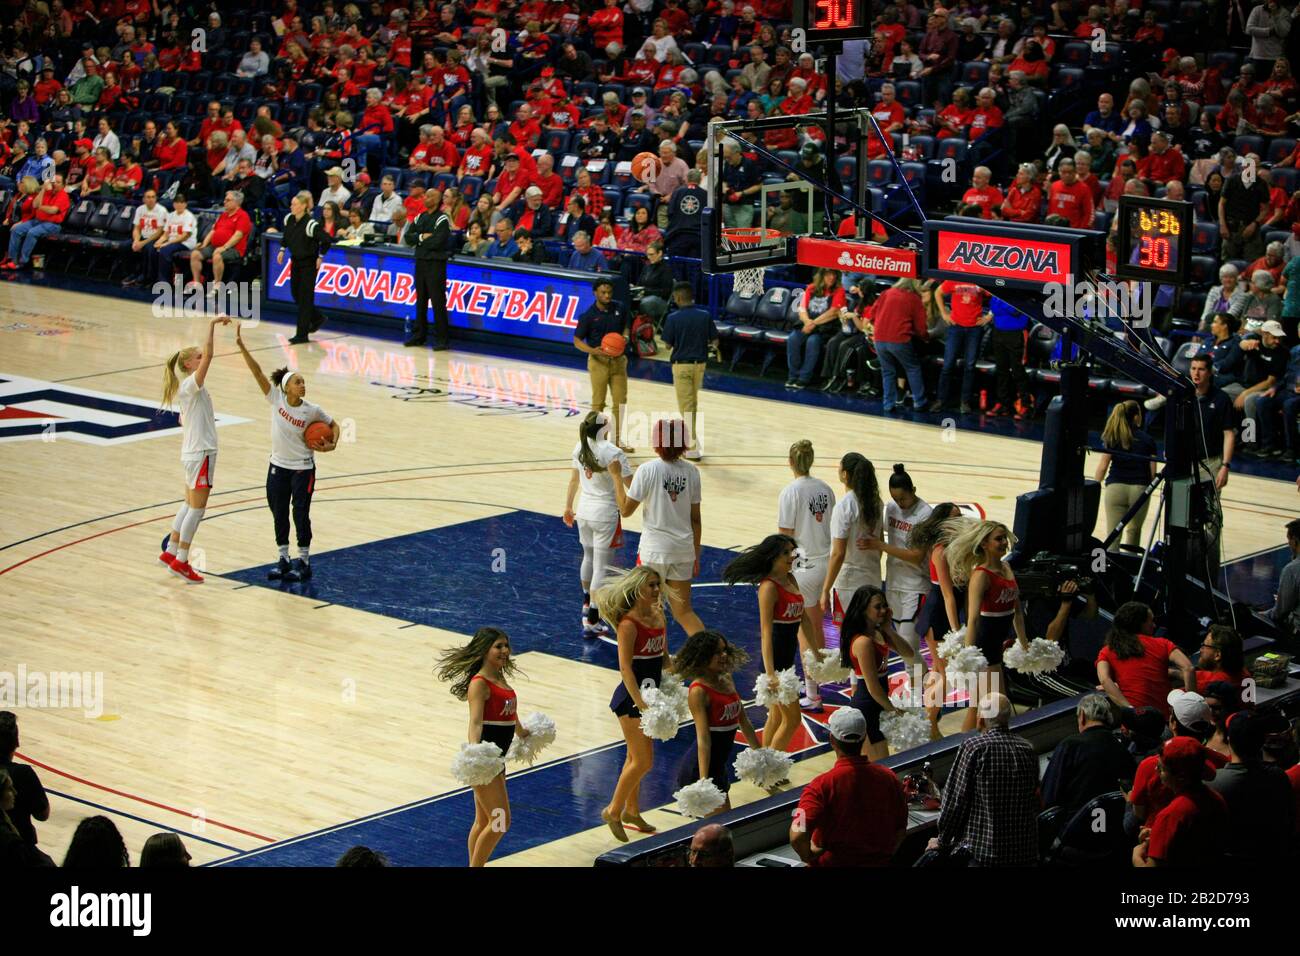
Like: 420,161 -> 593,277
1,283 -> 1291,867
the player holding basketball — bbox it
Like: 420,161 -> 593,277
614,419 -> 705,638
723,535 -> 810,754
596,566 -> 669,842
840,585 -> 919,760
573,277 -> 634,452
944,518 -> 1029,732
158,316 -> 230,583
820,453 -> 884,626
675,629 -> 761,816
777,439 -> 835,711
234,324 -> 339,582
436,627 -> 531,867
563,411 -> 631,639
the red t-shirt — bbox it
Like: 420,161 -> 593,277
153,136 -> 188,170
961,185 -> 1004,219
1096,634 -> 1178,713
797,755 -> 907,866
967,106 -> 1003,140
939,280 -> 988,325
1002,184 -> 1042,223
1048,179 -> 1095,229
509,118 -> 542,150
34,187 -> 72,223
211,208 -> 253,256
1195,668 -> 1250,693
533,171 -> 565,209
1131,747 -> 1229,819
1146,786 -> 1228,865
459,144 -> 494,177
494,167 -> 533,203
801,284 -> 847,317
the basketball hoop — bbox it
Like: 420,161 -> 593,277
722,226 -> 781,298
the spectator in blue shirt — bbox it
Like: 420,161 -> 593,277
1207,312 -> 1246,394
1082,92 -> 1125,138
566,231 -> 605,271
484,217 -> 520,258
719,142 -> 760,228
988,296 -> 1032,418
16,139 -> 54,186
271,133 -> 309,204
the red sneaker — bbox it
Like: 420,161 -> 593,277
0,260 -> 17,271
169,560 -> 204,583
159,551 -> 177,568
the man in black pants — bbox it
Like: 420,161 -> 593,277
277,189 -> 330,344
988,295 -> 1033,419
405,187 -> 451,350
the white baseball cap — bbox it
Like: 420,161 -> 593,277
1167,690 -> 1212,730
828,707 -> 867,743
1259,319 -> 1286,338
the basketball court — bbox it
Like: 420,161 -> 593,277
1,272 -> 1291,866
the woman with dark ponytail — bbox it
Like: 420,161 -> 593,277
871,464 -> 933,657
839,585 -> 918,759
723,534 -> 809,753
563,410 -> 631,638
435,627 -> 530,867
819,453 -> 884,625
235,323 -> 339,582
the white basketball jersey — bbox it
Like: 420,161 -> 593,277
884,497 -> 932,593
178,373 -> 218,456
267,385 -> 331,470
572,438 -> 630,521
829,490 -> 883,588
777,475 -> 835,561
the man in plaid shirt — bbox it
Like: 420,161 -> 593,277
929,693 -> 1040,865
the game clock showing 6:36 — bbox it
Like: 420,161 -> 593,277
793,0 -> 873,44
1114,194 -> 1192,285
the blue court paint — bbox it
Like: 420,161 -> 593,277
224,509 -> 770,685
46,789 -> 243,853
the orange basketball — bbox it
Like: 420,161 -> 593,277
304,421 -> 333,449
600,332 -> 627,356
631,151 -> 662,184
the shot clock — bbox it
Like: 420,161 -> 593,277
1114,194 -> 1192,285
793,0 -> 873,44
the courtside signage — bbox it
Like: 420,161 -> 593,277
797,237 -> 917,277
263,238 -> 603,345
922,220 -> 1102,293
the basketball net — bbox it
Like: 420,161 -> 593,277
721,227 -> 780,298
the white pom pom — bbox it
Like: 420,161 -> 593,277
733,747 -> 794,789
803,648 -> 850,687
451,741 -> 505,787
505,712 -> 557,766
936,627 -> 987,676
674,777 -> 726,818
1003,637 -> 1065,675
655,672 -> 692,722
880,710 -> 932,753
755,667 -> 799,707
638,678 -> 686,741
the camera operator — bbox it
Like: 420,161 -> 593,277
1020,573 -> 1099,683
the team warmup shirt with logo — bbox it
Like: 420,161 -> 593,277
1047,179 -> 1094,228
178,374 -> 217,455
572,439 -> 630,522
266,384 -> 331,469
161,208 -> 198,248
884,498 -> 932,592
628,457 -> 701,560
778,476 -> 836,560
830,491 -> 883,588
132,202 -> 166,237
938,280 -> 988,326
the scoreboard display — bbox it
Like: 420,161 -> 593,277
1114,195 -> 1192,285
793,0 -> 873,44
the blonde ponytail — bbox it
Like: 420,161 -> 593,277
1101,400 -> 1139,451
789,439 -> 814,475
161,348 -> 198,408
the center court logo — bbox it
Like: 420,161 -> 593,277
50,887 -> 151,936
0,666 -> 104,718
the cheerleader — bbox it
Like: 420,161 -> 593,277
776,439 -> 836,711
907,503 -> 966,736
819,453 -> 884,625
943,519 -> 1029,732
596,566 -> 669,842
674,629 -> 761,816
839,585 -> 918,760
158,316 -> 231,583
563,411 -> 631,639
234,324 -> 338,582
722,535 -> 809,753
614,419 -> 704,637
435,627 -> 531,867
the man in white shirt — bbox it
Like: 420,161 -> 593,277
93,118 -> 121,161
123,188 -> 168,287
368,174 -> 403,224
149,193 -> 199,284
318,167 -> 352,208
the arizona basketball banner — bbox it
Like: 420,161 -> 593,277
922,219 -> 1104,293
262,238 -> 626,345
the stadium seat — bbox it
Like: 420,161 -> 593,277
624,192 -> 655,217
1190,221 -> 1218,254
459,176 -> 484,203
898,161 -> 926,189
755,287 -> 796,372
908,135 -> 936,160
1170,341 -> 1201,378
1232,135 -> 1263,158
1055,67 -> 1084,91
432,172 -> 456,192
1090,43 -> 1123,69
895,81 -> 922,108
1187,255 -> 1218,286
1060,42 -> 1090,67
601,186 -> 623,216
866,159 -> 893,185
1044,792 -> 1129,866
543,129 -> 570,155
723,290 -> 766,368
961,61 -> 989,86
1206,49 -> 1239,77
1270,167 -> 1297,193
